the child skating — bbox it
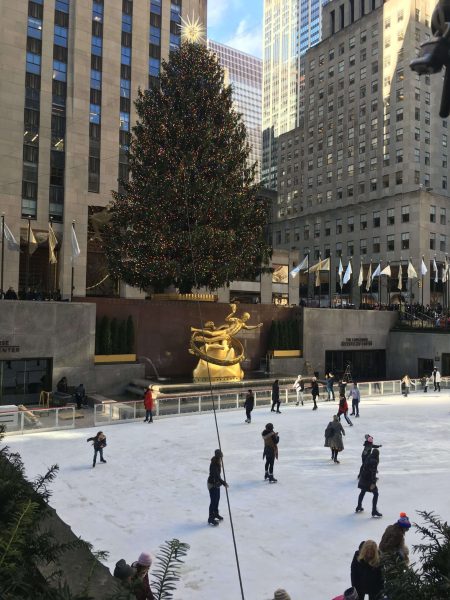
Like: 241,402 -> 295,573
262,423 -> 279,482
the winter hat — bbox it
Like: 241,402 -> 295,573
266,423 -> 274,431
367,436 -> 374,444
137,552 -> 152,567
214,449 -> 223,458
364,434 -> 371,440
273,589 -> 291,600
113,559 -> 135,580
397,512 -> 411,529
344,587 -> 359,600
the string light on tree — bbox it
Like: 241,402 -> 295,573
180,15 -> 206,44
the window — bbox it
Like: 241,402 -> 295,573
387,235 -> 395,252
314,223 -> 320,238
360,214 -> 367,230
430,205 -> 436,223
415,127 -> 420,141
347,240 -> 354,256
121,46 -> 131,65
396,171 -> 403,185
348,216 -> 354,232
120,78 -> 130,97
440,208 -> 447,225
89,103 -> 101,124
430,233 -> 436,251
119,111 -> 130,131
336,219 -> 342,234
373,237 -> 380,253
383,174 -> 389,188
91,36 -> 103,56
401,206 -> 410,223
401,233 -> 409,250
360,239 -> 367,255
414,148 -> 420,163
91,69 -> 101,90
26,52 -> 41,74
52,60 -> 67,82
304,225 -> 310,240
440,235 -> 446,252
396,108 -> 404,122
387,208 -> 395,225
370,178 -> 377,191
443,134 -> 448,147
325,222 -> 331,236
373,211 -> 380,227
443,176 -> 448,190
54,25 -> 68,47
28,16 -> 43,39
336,243 -> 342,257
396,149 -> 403,164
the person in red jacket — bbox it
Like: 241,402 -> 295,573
337,394 -> 353,426
143,386 -> 154,423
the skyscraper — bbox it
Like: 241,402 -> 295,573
208,40 -> 262,180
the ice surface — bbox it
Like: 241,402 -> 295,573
7,392 -> 450,600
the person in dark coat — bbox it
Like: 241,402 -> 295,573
358,435 -> 382,478
356,448 -> 381,516
262,422 -> 279,482
244,389 -> 255,423
324,415 -> 345,462
74,383 -> 86,409
114,558 -> 136,584
86,431 -> 107,468
271,380 -> 281,413
337,395 -> 353,426
379,513 -> 411,564
131,552 -> 154,600
4,286 -> 18,300
351,539 -> 383,600
311,377 -> 319,410
207,449 -> 228,525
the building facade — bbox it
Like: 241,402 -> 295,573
262,0 -> 324,190
272,0 -> 450,307
0,0 -> 207,299
208,40 -> 262,181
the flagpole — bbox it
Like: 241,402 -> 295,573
399,258 -> 402,314
421,255 -> 424,308
433,254 -> 436,307
1,214 -> 5,298
369,259 -> 373,307
71,220 -> 75,301
48,218 -> 53,297
25,216 -> 32,295
446,253 -> 449,315
349,258 -> 353,306
329,254 -> 332,308
306,251 -> 310,308
378,263 -> 381,306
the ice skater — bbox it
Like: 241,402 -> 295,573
433,367 -> 441,391
207,449 -> 228,526
348,382 -> 360,416
350,540 -> 383,600
358,434 -> 382,478
325,415 -> 345,463
356,448 -> 382,517
271,380 -> 281,413
87,431 -> 107,468
338,394 -> 353,426
131,552 -> 154,599
311,377 -> 319,410
401,374 -> 415,397
143,385 -> 154,423
326,372 -> 336,401
262,422 -> 279,482
244,389 -> 254,423
293,375 -> 304,406
379,512 -> 411,563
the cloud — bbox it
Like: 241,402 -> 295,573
225,18 -> 262,58
207,0 -> 228,28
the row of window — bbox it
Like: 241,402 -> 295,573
118,0 -> 133,192
88,0 -> 104,193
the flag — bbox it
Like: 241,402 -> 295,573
309,256 -> 331,272
433,257 -> 438,283
442,259 -> 449,283
365,263 -> 372,291
420,258 -> 428,276
338,258 -> 343,289
397,263 -> 403,291
29,226 -> 38,255
71,224 -> 81,260
358,262 -> 363,287
343,261 -> 352,285
380,264 -> 391,277
315,269 -> 321,287
290,254 -> 309,278
371,263 -> 381,280
49,225 -> 58,264
3,221 -> 20,251
407,260 -> 418,279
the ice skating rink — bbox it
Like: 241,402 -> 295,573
7,392 -> 450,600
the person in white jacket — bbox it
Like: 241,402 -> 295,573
293,375 -> 304,406
433,367 -> 441,391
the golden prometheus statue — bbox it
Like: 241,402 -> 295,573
189,303 -> 263,382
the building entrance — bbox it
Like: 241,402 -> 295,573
325,350 -> 386,381
0,358 -> 52,406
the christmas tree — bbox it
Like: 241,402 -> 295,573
104,41 -> 271,293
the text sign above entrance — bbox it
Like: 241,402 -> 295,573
341,337 -> 373,348
0,340 -> 20,353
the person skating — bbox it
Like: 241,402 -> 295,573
401,374 -> 415,397
350,539 -> 383,600
338,378 -> 348,397
338,395 -> 353,426
433,367 -> 441,391
207,449 -> 228,525
326,372 -> 336,401
262,422 -> 279,482
131,552 -> 154,600
356,448 -> 382,517
143,386 -> 154,423
244,389 -> 254,423
331,586 -> 359,600
87,431 -> 107,468
348,382 -> 361,417
273,590 -> 292,600
311,377 -> 319,410
293,375 -> 304,406
358,435 -> 382,478
271,379 -> 281,413
379,512 -> 411,564
325,415 -> 345,463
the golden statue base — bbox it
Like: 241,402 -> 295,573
192,342 -> 244,383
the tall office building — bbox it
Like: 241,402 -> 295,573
273,0 -> 449,307
208,40 -> 262,181
0,0 -> 206,299
262,0 -> 324,190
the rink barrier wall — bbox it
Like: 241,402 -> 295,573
2,406 -> 76,436
92,378 -> 449,427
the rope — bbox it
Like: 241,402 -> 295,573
85,273 -> 110,290
182,173 -> 246,600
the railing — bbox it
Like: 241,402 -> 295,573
93,378 -> 449,426
397,310 -> 450,330
2,406 -> 76,436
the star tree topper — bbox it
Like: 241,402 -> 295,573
180,15 -> 206,44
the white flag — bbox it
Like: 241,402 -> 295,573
420,258 -> 428,276
290,254 -> 309,278
49,225 -> 58,265
408,260 -> 418,279
398,263 -> 403,291
338,258 -> 344,289
433,257 -> 438,283
442,259 -> 449,283
365,263 -> 372,291
358,263 -> 363,287
343,261 -> 352,285
380,264 -> 391,277
309,256 -> 331,272
371,263 -> 381,280
315,269 -> 321,288
3,221 -> 20,251
71,225 -> 81,260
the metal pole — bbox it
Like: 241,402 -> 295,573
306,252 -> 310,307
71,221 -> 75,301
329,253 -> 332,308
1,214 -> 5,298
25,216 -> 31,295
48,217 -> 53,297
421,255 -> 424,308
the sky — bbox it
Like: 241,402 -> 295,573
207,0 -> 263,58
